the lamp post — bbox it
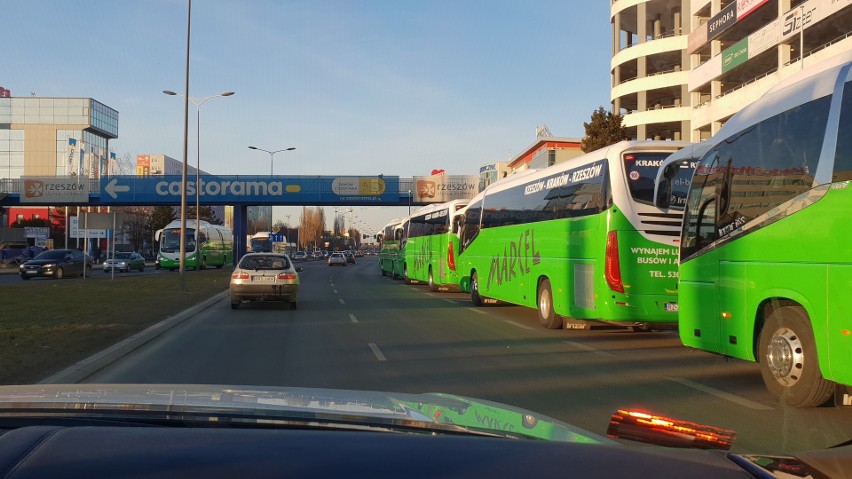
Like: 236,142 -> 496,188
164,90 -> 234,267
248,145 -> 296,229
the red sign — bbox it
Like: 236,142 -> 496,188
0,87 -> 10,98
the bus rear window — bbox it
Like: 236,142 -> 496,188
623,153 -> 669,204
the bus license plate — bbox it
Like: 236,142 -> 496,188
664,302 -> 679,312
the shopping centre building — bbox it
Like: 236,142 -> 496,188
611,0 -> 852,141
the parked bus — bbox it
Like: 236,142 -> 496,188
156,219 -> 234,270
660,51 -> 852,407
402,199 -> 468,291
378,217 -> 406,278
457,140 -> 689,330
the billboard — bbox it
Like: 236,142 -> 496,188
707,2 -> 737,42
722,38 -> 749,73
737,0 -> 770,20
412,175 -> 478,203
20,177 -> 89,204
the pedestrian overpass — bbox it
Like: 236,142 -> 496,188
0,174 -> 478,258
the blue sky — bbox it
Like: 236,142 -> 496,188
4,0 -> 613,234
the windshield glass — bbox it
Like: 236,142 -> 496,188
4,0 -> 852,462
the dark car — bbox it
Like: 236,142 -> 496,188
343,251 -> 355,264
19,249 -> 92,280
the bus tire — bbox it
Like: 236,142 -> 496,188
537,278 -> 561,329
428,267 -> 437,292
230,301 -> 240,310
757,305 -> 834,407
471,271 -> 483,307
391,262 -> 399,279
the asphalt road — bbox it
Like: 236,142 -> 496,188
75,257 -> 852,454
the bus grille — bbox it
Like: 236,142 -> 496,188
637,212 -> 682,237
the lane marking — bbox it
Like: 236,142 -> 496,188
466,307 -> 486,315
333,289 -> 338,294
368,343 -> 387,361
339,298 -> 346,305
667,377 -> 773,411
349,313 -> 359,323
504,320 -> 533,330
442,299 -> 457,304
423,292 -> 435,297
562,341 -> 616,357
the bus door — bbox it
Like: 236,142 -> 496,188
679,159 -> 723,354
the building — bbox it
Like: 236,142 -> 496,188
0,96 -> 119,228
506,136 -> 584,172
0,96 -> 118,179
610,0 -> 852,142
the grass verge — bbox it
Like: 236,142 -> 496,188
1,269 -> 231,385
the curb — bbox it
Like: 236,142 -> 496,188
38,290 -> 230,384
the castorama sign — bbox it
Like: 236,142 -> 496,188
97,175 -> 399,205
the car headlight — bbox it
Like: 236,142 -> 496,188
43,263 -> 56,268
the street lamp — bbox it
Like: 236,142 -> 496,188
164,90 -> 234,265
248,145 -> 296,176
248,145 -> 296,229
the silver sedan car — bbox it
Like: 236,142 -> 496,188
230,253 -> 301,310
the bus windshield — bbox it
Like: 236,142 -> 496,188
160,228 -> 197,253
250,237 -> 273,253
623,152 -> 672,204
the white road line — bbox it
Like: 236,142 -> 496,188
667,378 -> 773,411
442,299 -> 457,304
349,313 -> 359,323
466,307 -> 486,315
504,320 -> 533,330
368,343 -> 387,361
333,289 -> 338,294
423,292 -> 435,297
562,341 -> 616,357
339,298 -> 346,305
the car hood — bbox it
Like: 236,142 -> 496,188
0,384 -> 612,444
21,259 -> 62,266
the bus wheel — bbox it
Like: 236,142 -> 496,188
757,305 -> 834,407
391,262 -> 399,279
471,271 -> 483,306
428,267 -> 437,292
230,301 -> 240,310
537,279 -> 561,329
381,264 -> 387,276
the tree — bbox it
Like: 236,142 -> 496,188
298,206 -> 326,250
119,207 -> 150,252
148,206 -> 177,232
581,106 -> 629,153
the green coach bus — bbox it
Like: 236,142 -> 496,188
156,219 -> 234,270
457,140 -> 689,330
402,200 -> 468,291
378,217 -> 407,279
661,51 -> 852,407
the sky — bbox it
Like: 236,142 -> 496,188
4,0 -> 613,236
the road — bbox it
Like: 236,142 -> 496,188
76,257 -> 852,454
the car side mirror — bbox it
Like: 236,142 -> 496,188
295,267 -> 303,272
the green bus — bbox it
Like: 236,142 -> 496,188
663,52 -> 852,407
401,199 -> 468,291
156,219 -> 234,270
378,217 -> 407,279
457,140 -> 689,330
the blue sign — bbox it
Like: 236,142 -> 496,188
98,175 -> 400,205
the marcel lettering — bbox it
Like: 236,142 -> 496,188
487,228 -> 540,289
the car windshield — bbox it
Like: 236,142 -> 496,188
4,0 -> 852,465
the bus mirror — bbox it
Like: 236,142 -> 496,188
656,178 -> 671,209
663,162 -> 679,180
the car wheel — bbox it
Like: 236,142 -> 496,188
231,302 -> 240,310
537,278 -> 561,329
758,305 -> 834,407
428,267 -> 437,292
55,267 -> 64,280
471,271 -> 483,307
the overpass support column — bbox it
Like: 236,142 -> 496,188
233,205 -> 248,264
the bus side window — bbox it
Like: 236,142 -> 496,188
833,81 -> 852,182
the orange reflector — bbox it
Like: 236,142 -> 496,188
842,330 -> 851,336
721,312 -> 731,319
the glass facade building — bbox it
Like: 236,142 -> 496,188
0,97 -> 118,179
